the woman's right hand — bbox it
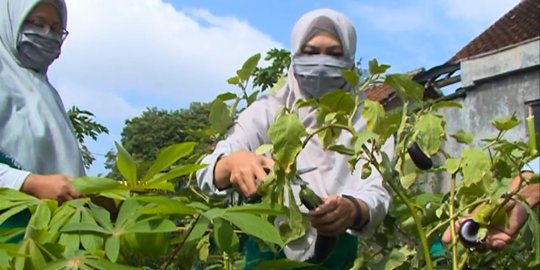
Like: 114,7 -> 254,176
21,174 -> 81,202
214,150 -> 274,197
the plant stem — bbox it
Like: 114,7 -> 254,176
159,215 -> 201,270
426,198 -> 490,238
384,177 -> 434,270
301,124 -> 354,150
449,173 -> 458,270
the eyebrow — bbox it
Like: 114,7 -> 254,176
28,15 -> 61,27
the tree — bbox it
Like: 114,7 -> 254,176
252,48 -> 291,91
104,102 -> 213,179
67,106 -> 109,169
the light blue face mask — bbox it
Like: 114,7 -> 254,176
17,25 -> 63,72
293,54 -> 353,99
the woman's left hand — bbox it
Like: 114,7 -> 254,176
308,195 -> 356,236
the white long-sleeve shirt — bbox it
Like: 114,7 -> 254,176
197,95 -> 392,260
0,163 -> 29,190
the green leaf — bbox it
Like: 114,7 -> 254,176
444,158 -> 461,174
450,129 -> 474,145
116,199 -> 139,229
105,235 -> 120,262
213,218 -> 239,256
461,148 -> 491,187
70,177 -> 126,194
432,100 -> 463,110
354,129 -> 378,154
237,53 -> 261,81
370,246 -> 415,270
414,113 -> 445,155
222,212 -> 284,247
138,181 -> 175,192
399,155 -> 417,189
142,142 -> 196,182
0,204 -> 28,225
197,233 -> 210,262
149,163 -> 207,184
136,196 -> 196,216
491,114 -> 519,131
255,144 -> 273,155
384,73 -> 424,103
0,250 -> 10,268
184,216 -> 210,247
362,100 -> 385,134
115,142 -> 138,187
80,210 -> 104,251
328,144 -> 355,156
319,89 -> 355,114
0,188 -> 37,202
227,76 -> 240,85
225,203 -> 285,216
268,113 -> 307,172
294,98 -> 318,109
89,204 -> 113,231
202,208 -> 226,221
216,92 -> 238,101
523,202 -> 540,266
28,240 -> 47,270
61,222 -> 110,234
368,59 -> 390,75
125,219 -> 177,233
255,259 -> 326,270
138,202 -> 196,216
209,99 -> 232,134
28,201 -> 52,232
86,258 -> 141,270
341,69 -> 359,86
247,90 -> 260,105
58,233 -> 79,258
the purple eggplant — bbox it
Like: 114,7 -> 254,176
459,219 -> 481,247
407,142 -> 433,170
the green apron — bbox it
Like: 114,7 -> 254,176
244,233 -> 358,270
0,151 -> 30,243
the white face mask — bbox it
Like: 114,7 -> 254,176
17,25 -> 63,72
293,54 -> 353,99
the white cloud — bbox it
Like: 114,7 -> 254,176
45,0 -> 282,174
53,79 -> 141,123
49,0 -> 282,110
347,0 -> 520,35
441,0 -> 520,25
348,2 -> 437,34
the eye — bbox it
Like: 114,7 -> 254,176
301,45 -> 321,55
326,51 -> 344,57
324,46 -> 344,57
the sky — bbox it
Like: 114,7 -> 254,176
47,0 -> 521,175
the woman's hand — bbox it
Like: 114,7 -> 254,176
442,200 -> 529,250
21,174 -> 80,202
442,172 -> 539,251
308,195 -> 357,236
214,150 -> 274,197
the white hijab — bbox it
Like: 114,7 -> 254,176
275,8 -> 356,111
265,9 -> 389,260
0,0 -> 85,177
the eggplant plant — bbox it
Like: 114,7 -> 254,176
1,53 -> 538,270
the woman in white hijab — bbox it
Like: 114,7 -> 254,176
197,8 -> 391,269
0,0 -> 83,233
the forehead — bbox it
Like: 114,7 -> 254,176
304,31 -> 341,45
27,2 -> 61,22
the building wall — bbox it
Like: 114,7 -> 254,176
424,39 -> 540,193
